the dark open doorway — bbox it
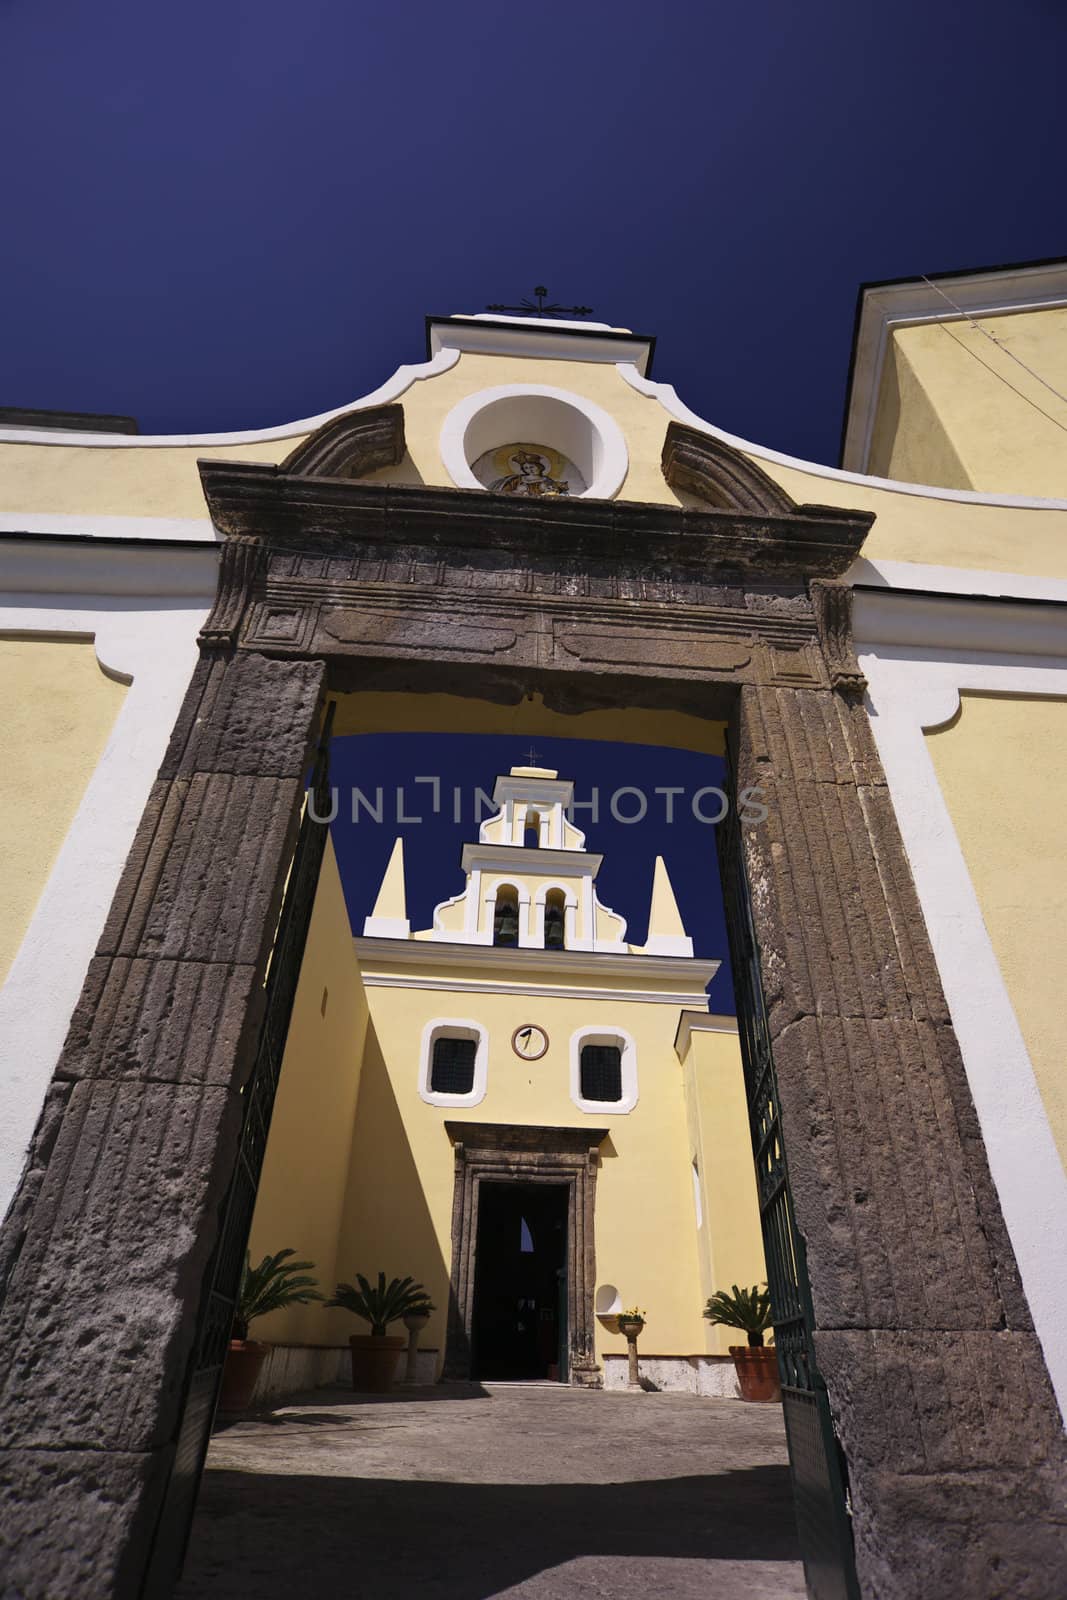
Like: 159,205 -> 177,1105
471,1182 -> 569,1382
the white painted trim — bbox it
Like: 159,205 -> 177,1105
438,384 -> 630,501
362,974 -> 713,1006
849,556 -> 1067,606
674,1010 -> 740,1060
0,600 -> 208,1214
857,603 -> 1067,1421
0,538 -> 218,599
841,263 -> 1067,473
570,1025 -> 638,1115
355,935 -> 718,986
0,513 -> 218,544
430,315 -> 653,375
462,843 -> 604,878
0,348 -> 461,450
854,589 -> 1067,659
418,1017 -> 489,1109
617,362 -> 1067,510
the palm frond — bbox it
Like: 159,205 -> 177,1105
326,1269 -> 436,1335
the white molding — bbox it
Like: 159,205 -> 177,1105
0,513 -> 217,544
854,589 -> 1067,660
570,1025 -> 638,1115
0,348 -> 461,450
0,600 -> 208,1213
617,362 -> 1067,510
438,383 -> 630,501
355,936 -> 717,986
849,557 -> 1067,606
429,314 -> 653,375
0,537 -> 218,599
462,843 -> 604,878
841,263 -> 1067,473
858,601 -> 1067,1421
361,973 -> 714,1006
673,1010 -> 740,1061
418,1018 -> 488,1109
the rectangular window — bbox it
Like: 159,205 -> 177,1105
431,1035 -> 477,1096
579,1043 -> 622,1103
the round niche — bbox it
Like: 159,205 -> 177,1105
439,384 -> 629,500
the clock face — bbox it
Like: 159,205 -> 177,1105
511,1023 -> 549,1061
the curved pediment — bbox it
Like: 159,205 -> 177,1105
279,402 -> 406,479
662,421 -> 797,515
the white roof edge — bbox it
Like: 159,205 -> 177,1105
617,363 -> 1067,511
4,314 -> 1066,513
841,261 -> 1067,475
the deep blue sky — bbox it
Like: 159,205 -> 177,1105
328,735 -> 735,1011
3,1 -> 1063,464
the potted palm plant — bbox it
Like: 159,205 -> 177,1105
704,1283 -> 781,1402
327,1271 -> 435,1394
219,1248 -> 323,1412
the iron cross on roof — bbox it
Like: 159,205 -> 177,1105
522,745 -> 542,765
487,286 -> 594,318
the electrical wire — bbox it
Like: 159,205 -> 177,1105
920,274 -> 1067,436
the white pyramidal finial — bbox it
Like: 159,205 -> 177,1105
642,856 -> 694,957
362,837 -> 411,939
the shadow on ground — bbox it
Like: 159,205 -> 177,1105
178,1465 -> 801,1599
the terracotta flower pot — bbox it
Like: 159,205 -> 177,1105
219,1339 -> 269,1412
729,1344 -> 781,1403
349,1333 -> 406,1394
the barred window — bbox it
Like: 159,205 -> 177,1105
431,1035 -> 477,1096
579,1043 -> 622,1103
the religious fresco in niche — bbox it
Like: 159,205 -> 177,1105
472,443 -> 587,498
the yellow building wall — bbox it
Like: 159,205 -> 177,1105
0,636 -> 126,985
680,1025 -> 768,1354
869,310 -> 1067,498
335,982 -> 712,1370
925,693 -> 1067,1175
247,836 -> 371,1342
8,340 -> 1067,582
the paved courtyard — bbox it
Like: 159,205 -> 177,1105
177,1382 -> 806,1599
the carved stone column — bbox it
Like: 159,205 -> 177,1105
734,673 -> 1067,1598
0,647 -> 325,1598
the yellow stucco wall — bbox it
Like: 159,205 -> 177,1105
869,310 -> 1067,498
680,1024 -> 768,1354
925,693 -> 1067,1175
0,636 -> 126,985
7,339 -> 1067,580
335,981 -> 715,1370
248,837 -> 371,1342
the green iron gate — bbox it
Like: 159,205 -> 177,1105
718,774 -> 860,1600
142,706 -> 335,1596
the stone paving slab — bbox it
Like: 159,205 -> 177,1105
177,1383 -> 807,1599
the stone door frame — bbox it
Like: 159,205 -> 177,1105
0,415 -> 1063,1599
442,1122 -> 606,1385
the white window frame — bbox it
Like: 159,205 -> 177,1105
419,1018 -> 489,1108
569,1025 -> 638,1115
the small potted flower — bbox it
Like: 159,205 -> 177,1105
327,1271 -> 435,1394
616,1306 -> 646,1339
220,1248 -> 323,1412
703,1283 -> 780,1403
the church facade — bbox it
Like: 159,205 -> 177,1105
248,760 -> 763,1392
1,261 -> 1066,1598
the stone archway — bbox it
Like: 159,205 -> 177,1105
0,428 -> 1064,1600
